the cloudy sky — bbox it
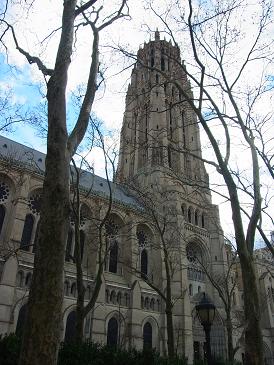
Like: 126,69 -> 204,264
0,0 -> 273,239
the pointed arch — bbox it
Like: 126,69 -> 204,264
65,227 -> 73,262
141,249 -> 148,279
143,322 -> 152,349
109,240 -> 118,273
64,310 -> 76,342
0,205 -> 5,235
16,304 -> 28,336
20,214 -> 34,251
33,219 -> 40,253
107,317 -> 118,347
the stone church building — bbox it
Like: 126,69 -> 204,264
0,32 -> 273,364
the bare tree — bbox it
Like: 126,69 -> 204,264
123,181 -> 186,358
69,119 -> 117,342
116,0 -> 273,362
0,2 -> 129,364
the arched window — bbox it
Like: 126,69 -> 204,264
64,281 -> 70,296
195,211 -> 198,226
25,273 -> 32,288
124,293 -> 129,306
143,322 -> 152,349
105,289 -> 110,303
71,283 -> 77,297
201,213 -> 205,228
156,74 -> 159,84
188,208 -> 192,223
141,296 -> 144,308
157,299 -> 161,311
16,304 -> 28,336
141,249 -> 148,279
110,290 -> 116,304
161,57 -> 165,71
107,317 -> 118,347
64,310 -> 76,342
150,298 -> 155,311
20,214 -> 34,251
189,284 -> 193,296
198,286 -> 201,293
0,205 -> 5,235
16,271 -> 24,287
109,241 -> 118,273
85,285 -> 91,300
66,227 -> 73,262
33,219 -> 40,253
145,297 -> 149,309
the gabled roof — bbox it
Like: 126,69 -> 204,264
0,135 -> 142,210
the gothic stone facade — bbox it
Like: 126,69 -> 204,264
0,32 -> 273,364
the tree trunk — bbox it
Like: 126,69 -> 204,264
165,300 -> 175,358
19,131 -> 70,364
19,3 -> 76,363
239,251 -> 263,365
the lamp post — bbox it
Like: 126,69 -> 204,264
195,292 -> 216,365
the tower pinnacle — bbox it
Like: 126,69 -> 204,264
155,29 -> 160,41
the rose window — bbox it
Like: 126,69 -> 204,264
28,193 -> 41,215
0,181 -> 10,202
137,230 -> 148,249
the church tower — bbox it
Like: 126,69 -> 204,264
116,30 -> 209,189
116,32 -> 227,360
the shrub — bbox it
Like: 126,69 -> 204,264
0,333 -> 21,365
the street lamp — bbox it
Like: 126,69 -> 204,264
195,292 -> 216,365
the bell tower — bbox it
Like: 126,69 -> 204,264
116,31 -> 208,188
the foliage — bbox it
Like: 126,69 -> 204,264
58,341 -> 188,365
193,360 -> 242,365
0,334 -> 21,365
0,335 -> 188,365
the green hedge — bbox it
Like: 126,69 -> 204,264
0,334 -> 21,365
58,342 -> 188,365
0,334 -> 241,365
0,334 -> 187,365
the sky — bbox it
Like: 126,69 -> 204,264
0,0 -> 273,241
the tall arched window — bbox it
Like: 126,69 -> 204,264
195,211 -> 198,226
33,219 -> 40,253
107,317 -> 118,346
20,214 -> 34,251
16,304 -> 27,336
141,249 -> 148,279
201,214 -> 205,228
25,272 -> 32,288
143,322 -> 152,349
64,310 -> 76,342
109,241 -> 118,273
161,57 -> 165,71
189,284 -> 193,296
66,227 -> 73,262
188,208 -> 192,223
0,205 -> 5,235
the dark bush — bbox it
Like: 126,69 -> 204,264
0,333 -> 243,365
0,333 -> 21,365
58,341 -> 188,365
